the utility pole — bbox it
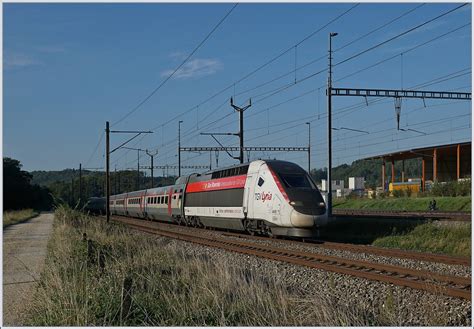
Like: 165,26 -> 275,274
327,32 -> 338,218
105,123 -> 152,223
146,149 -> 158,188
137,149 -> 140,190
178,120 -> 183,176
306,122 -> 311,174
118,170 -> 121,194
79,163 -> 82,205
230,97 -> 252,164
105,121 -> 110,223
114,165 -> 117,195
71,174 -> 74,206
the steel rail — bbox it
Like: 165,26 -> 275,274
104,215 -> 470,266
333,209 -> 471,221
112,216 -> 471,300
221,232 -> 471,267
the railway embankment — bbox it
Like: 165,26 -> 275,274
319,216 -> 471,257
333,196 -> 471,212
25,207 -> 470,326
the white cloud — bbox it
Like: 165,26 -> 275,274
4,53 -> 41,69
161,58 -> 223,80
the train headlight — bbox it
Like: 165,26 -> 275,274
319,202 -> 325,207
290,201 -> 303,206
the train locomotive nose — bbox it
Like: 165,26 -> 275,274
290,208 -> 315,227
290,208 -> 328,228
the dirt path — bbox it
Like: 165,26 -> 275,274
3,212 -> 54,326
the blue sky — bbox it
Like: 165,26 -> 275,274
3,2 -> 472,174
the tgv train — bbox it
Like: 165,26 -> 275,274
109,160 -> 327,237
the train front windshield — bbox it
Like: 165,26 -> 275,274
278,173 -> 316,189
268,161 -> 325,215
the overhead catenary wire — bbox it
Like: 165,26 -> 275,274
111,4 -> 470,170
111,3 -> 438,163
111,3 -> 239,128
145,3 -> 361,134
335,3 -> 468,67
85,131 -> 104,168
148,70 -> 471,166
131,3 -> 360,143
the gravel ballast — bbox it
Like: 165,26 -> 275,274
123,220 -> 471,326
157,236 -> 471,326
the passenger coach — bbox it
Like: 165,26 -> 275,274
110,160 -> 327,237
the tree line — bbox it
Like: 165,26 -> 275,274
3,157 -> 53,210
4,155 -> 424,211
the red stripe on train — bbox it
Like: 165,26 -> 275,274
268,167 -> 290,202
186,175 -> 247,193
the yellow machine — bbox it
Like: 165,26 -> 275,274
389,182 -> 420,195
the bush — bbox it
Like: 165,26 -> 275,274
404,188 -> 412,198
455,179 -> 471,196
392,190 -> 403,198
430,179 -> 471,197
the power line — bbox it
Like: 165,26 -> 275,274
334,3 -> 426,53
335,23 -> 471,83
145,3 -> 360,132
233,3 -> 427,100
335,3 -> 468,67
111,3 -> 239,127
139,4 -> 435,155
113,5 -> 470,168
85,131 -> 104,168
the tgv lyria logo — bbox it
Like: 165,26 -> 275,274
254,192 -> 272,202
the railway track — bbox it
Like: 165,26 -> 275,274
333,209 -> 471,221
221,232 -> 471,267
111,216 -> 471,301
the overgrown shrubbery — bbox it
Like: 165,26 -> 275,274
430,179 -> 471,197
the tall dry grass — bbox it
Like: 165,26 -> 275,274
3,209 -> 38,227
26,206 -> 460,326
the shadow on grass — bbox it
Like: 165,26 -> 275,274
318,217 -> 427,245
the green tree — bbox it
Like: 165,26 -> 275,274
3,157 -> 52,210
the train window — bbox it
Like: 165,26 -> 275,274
258,177 -> 265,187
161,196 -> 164,204
179,195 -> 182,199
278,173 -> 315,189
165,196 -> 168,204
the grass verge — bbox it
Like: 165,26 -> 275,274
321,217 -> 471,258
372,222 -> 471,258
333,196 -> 471,212
3,209 -> 39,227
25,206 -> 431,326
319,217 -> 421,245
